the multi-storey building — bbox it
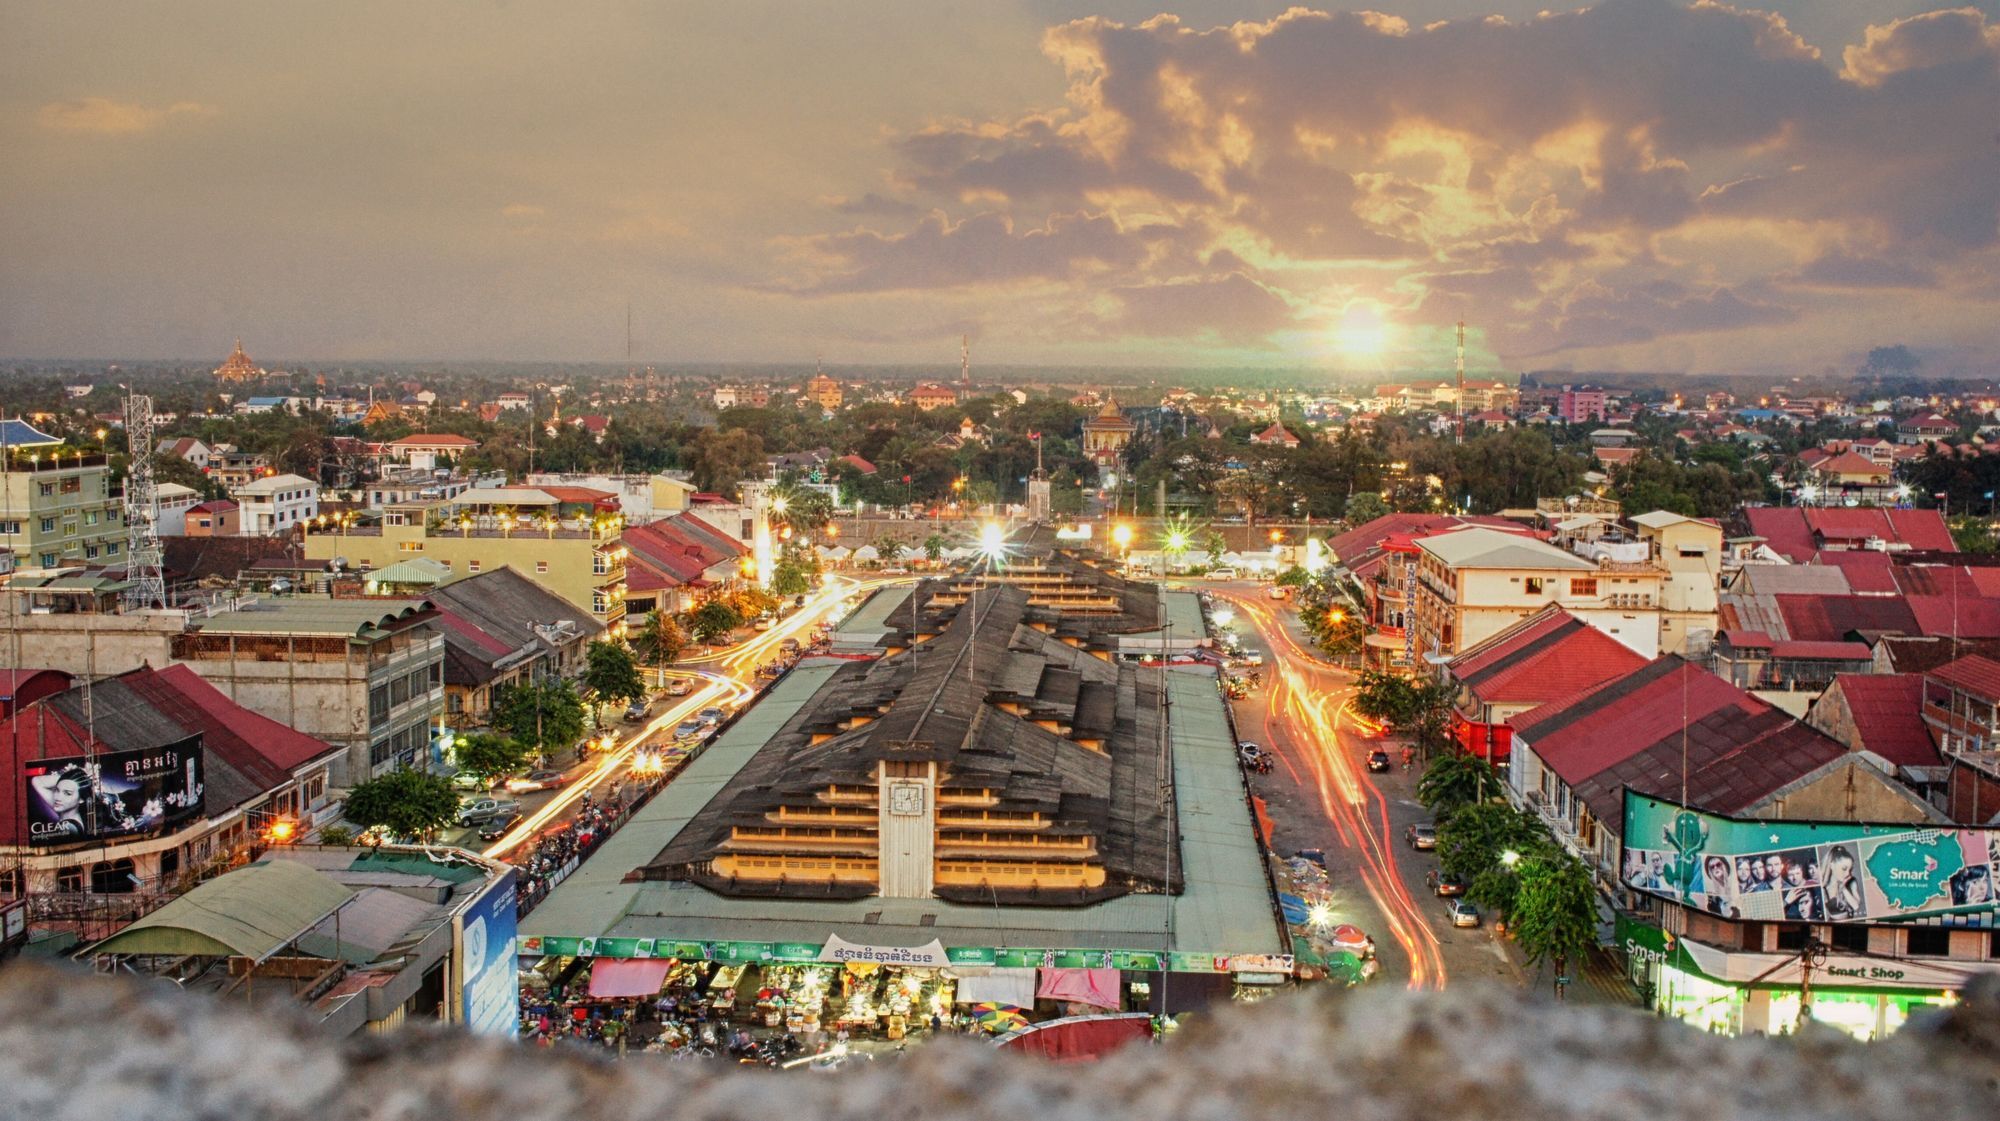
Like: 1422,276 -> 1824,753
302,493 -> 627,634
231,473 -> 319,536
1410,527 -> 1669,659
1919,654 -> 2000,823
1556,385 -> 1609,424
172,598 -> 446,785
806,374 -> 843,411
1,421 -> 125,571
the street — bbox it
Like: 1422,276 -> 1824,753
1215,587 -> 1525,993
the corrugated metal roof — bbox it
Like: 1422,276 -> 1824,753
197,597 -> 429,637
1827,674 -> 1940,768
87,860 -> 355,959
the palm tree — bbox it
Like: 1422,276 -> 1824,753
922,532 -> 949,565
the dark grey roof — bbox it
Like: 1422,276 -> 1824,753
416,566 -> 604,686
644,581 -> 1182,905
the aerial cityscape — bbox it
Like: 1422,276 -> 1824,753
3,1 -> 1999,1115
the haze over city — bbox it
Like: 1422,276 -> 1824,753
4,0 -> 1997,376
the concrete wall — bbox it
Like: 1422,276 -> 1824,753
0,610 -> 183,677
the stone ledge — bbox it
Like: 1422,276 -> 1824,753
1,962 -> 1995,1121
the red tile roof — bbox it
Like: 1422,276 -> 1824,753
1720,629 -> 1774,649
1774,594 -> 1919,641
1827,674 -> 1939,769
1926,653 -> 2000,701
1510,657 -> 1846,831
1808,549 -> 1899,593
1907,594 -> 2000,639
1811,452 -> 1886,476
1448,608 -> 1647,706
622,514 -> 747,589
1326,513 -> 1525,580
1743,507 -> 1953,562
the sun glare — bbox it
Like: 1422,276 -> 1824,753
1335,304 -> 1390,359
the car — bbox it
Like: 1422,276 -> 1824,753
1426,869 -> 1468,897
477,817 -> 519,842
622,700 -> 649,723
1237,741 -> 1260,755
675,720 -> 705,739
1235,651 -> 1265,667
1406,822 -> 1437,850
1366,750 -> 1391,773
697,706 -> 726,726
504,769 -> 570,794
882,565 -> 910,575
752,617 -> 774,631
779,637 -> 801,654
457,798 -> 518,826
666,678 -> 694,697
450,772 -> 492,793
1445,898 -> 1482,927
1210,567 -> 1239,580
1267,584 -> 1288,600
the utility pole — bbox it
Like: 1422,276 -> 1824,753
1454,321 -> 1467,446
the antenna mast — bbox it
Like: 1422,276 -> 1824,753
960,334 -> 970,388
625,300 -> 633,361
121,394 -> 167,610
1454,320 -> 1467,446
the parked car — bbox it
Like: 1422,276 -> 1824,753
1426,869 -> 1468,897
450,772 -> 493,793
1234,650 -> 1265,667
1445,898 -> 1482,928
622,700 -> 649,722
457,798 -> 518,826
1406,822 -> 1437,850
779,637 -> 802,655
697,706 -> 726,726
504,770 -> 570,794
1210,567 -> 1239,580
1366,750 -> 1391,773
1267,584 -> 1288,600
675,720 -> 705,739
752,616 -> 774,631
666,678 -> 694,697
478,807 -> 524,841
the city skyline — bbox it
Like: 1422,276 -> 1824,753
3,0 -> 1997,376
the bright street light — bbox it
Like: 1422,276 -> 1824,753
1501,849 -> 1521,868
979,522 -> 1005,557
1112,524 -> 1133,549
1214,609 -> 1235,628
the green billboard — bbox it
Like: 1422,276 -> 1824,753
1622,792 -> 1997,928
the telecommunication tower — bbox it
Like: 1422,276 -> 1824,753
121,394 -> 167,610
960,334 -> 970,388
1454,320 -> 1468,445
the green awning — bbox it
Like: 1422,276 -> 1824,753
88,860 -> 356,961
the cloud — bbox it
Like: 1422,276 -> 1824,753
786,1 -> 2000,364
501,203 -> 546,219
37,97 -> 214,135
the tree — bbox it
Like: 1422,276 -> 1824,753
771,549 -> 819,597
875,536 -> 907,565
688,598 -> 744,644
492,679 -> 587,763
1416,751 -> 1505,821
772,482 -> 835,537
630,611 -> 686,667
922,532 -> 949,564
453,732 -> 531,787
1350,669 -> 1454,750
582,641 -> 647,710
1434,802 -> 1548,884
343,768 -> 460,840
1951,517 -> 1999,555
1343,491 -> 1389,524
1510,853 -> 1600,996
690,427 -> 767,498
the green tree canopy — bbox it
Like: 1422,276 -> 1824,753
688,598 -> 745,644
772,549 -> 820,597
630,612 -> 686,667
492,679 -> 587,761
343,768 -> 460,840
1435,802 -> 1549,884
1343,491 -> 1389,524
453,732 -> 531,786
1510,853 -> 1601,985
582,641 -> 647,708
1416,751 -> 1506,821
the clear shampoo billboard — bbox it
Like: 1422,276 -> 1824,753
23,738 -> 206,846
1622,791 -> 1997,928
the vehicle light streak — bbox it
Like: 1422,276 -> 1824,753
1225,594 -> 1448,991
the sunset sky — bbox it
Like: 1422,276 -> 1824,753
3,0 -> 1996,376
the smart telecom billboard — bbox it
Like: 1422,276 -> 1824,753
23,739 -> 205,845
455,868 -> 519,1037
1623,792 -> 1998,928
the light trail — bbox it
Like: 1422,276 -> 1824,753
485,573 -> 901,860
1223,593 -> 1448,990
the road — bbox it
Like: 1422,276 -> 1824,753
1216,587 -> 1526,993
470,573 -> 904,862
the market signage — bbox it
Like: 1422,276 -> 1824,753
819,936 -> 949,967
1621,792 -> 1998,928
1618,913 -> 1989,992
519,936 -> 1270,974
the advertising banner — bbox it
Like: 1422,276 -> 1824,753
517,937 -> 1213,973
458,869 -> 519,1037
818,936 -> 950,967
1622,792 -> 1999,928
23,739 -> 205,845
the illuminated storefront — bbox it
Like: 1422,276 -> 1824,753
1618,916 -> 1967,1041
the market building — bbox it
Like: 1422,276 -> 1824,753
521,543 -> 1288,1036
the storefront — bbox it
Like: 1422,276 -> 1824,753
1616,916 -> 1972,1041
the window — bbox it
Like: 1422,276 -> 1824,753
84,546 -> 99,559
1830,925 -> 1868,953
593,591 -> 609,615
467,560 -> 481,573
390,674 -> 411,706
1569,578 -> 1598,596
1524,577 -> 1545,594
38,482 -> 54,497
398,541 -> 424,552
158,848 -> 180,879
536,561 -> 548,574
90,858 -> 137,894
105,542 -> 118,555
39,517 -> 55,533
39,552 -> 57,567
369,684 -> 390,723
0,520 -> 17,534
1774,924 -> 1809,952
55,866 -> 84,893
0,868 -> 18,897
1906,927 -> 1950,957
369,737 -> 392,765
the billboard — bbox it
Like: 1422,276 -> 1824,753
457,868 -> 519,1037
23,739 -> 205,846
1623,792 -> 1998,928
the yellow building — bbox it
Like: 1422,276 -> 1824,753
806,373 -> 843,411
1080,397 -> 1134,464
213,338 -> 264,383
304,492 -> 627,633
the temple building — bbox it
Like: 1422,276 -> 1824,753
213,339 -> 264,383
1081,398 -> 1135,468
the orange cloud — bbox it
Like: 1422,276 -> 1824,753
37,97 -> 214,135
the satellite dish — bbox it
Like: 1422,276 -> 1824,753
270,578 -> 292,594
332,556 -> 348,571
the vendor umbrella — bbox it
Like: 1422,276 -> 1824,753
968,1002 -> 1030,1033
1320,951 -> 1366,985
1327,924 -> 1371,949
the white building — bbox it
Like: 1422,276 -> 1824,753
154,482 -> 203,536
232,473 -> 320,536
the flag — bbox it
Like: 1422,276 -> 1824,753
1936,492 -> 1950,499
1028,431 -> 1041,441
902,474 -> 912,484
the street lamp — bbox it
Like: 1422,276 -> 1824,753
1501,849 -> 1521,868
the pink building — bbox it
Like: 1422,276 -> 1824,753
1556,385 -> 1608,424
